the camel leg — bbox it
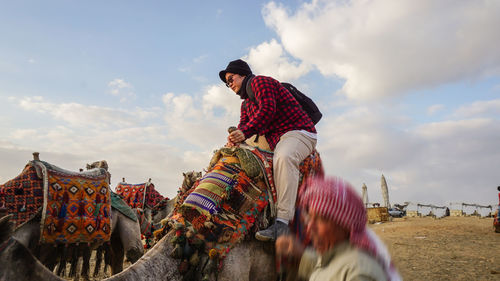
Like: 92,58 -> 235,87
111,232 -> 124,274
93,245 -> 104,277
81,246 -> 91,281
104,242 -> 112,274
56,244 -> 69,277
69,245 -> 79,277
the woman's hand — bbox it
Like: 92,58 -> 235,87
228,129 -> 245,144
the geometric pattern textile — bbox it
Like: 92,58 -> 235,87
38,161 -> 111,244
115,181 -> 164,209
168,145 -> 323,258
0,163 -> 44,227
172,148 -> 271,258
110,191 -> 137,222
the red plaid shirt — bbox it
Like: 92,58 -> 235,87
238,75 -> 316,150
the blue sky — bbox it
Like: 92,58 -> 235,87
1,0 -> 499,209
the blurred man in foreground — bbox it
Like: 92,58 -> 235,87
276,176 -> 401,281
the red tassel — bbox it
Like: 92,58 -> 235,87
63,192 -> 69,203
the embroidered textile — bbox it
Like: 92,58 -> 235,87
173,151 -> 269,258
167,146 -> 323,259
115,181 -> 164,209
110,191 -> 137,222
0,163 -> 43,227
40,162 -> 111,244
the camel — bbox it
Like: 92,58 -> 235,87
1,214 -> 275,281
12,196 -> 144,279
151,171 -> 202,225
0,154 -> 143,280
2,143 -> 321,281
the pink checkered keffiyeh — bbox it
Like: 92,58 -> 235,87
299,176 -> 401,281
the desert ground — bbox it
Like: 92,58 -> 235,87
71,216 -> 499,281
370,216 -> 500,281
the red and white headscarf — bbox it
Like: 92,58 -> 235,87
299,176 -> 401,281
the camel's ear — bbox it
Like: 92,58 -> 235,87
183,172 -> 186,177
0,214 -> 15,243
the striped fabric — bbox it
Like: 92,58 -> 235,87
182,164 -> 236,216
299,176 -> 401,281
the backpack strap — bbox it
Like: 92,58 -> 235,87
243,74 -> 259,143
245,74 -> 256,103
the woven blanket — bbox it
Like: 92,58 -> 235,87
167,146 -> 323,259
38,161 -> 111,244
136,208 -> 154,237
171,150 -> 269,258
111,191 -> 137,222
115,181 -> 164,209
0,163 -> 44,227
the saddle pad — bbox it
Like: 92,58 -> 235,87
175,152 -> 269,258
39,162 -> 111,244
115,182 -> 164,209
169,146 -> 323,259
144,184 -> 165,208
110,191 -> 137,222
0,163 -> 44,227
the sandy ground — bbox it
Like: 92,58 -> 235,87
370,216 -> 500,281
63,216 -> 499,281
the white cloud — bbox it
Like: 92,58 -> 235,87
244,39 -> 311,82
108,78 -> 136,102
263,0 -> 500,100
453,99 -> 500,118
317,104 -> 499,206
10,96 -> 157,129
162,86 -> 241,150
427,104 -> 444,115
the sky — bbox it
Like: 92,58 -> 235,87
1,0 -> 499,209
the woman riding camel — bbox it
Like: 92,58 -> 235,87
220,59 -> 317,241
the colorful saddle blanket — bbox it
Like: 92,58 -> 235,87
168,145 -> 323,258
110,191 -> 137,222
115,181 -> 164,209
0,163 -> 44,227
37,161 -> 111,244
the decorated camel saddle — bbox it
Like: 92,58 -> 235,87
0,153 -> 112,244
157,142 -> 323,278
115,179 -> 165,210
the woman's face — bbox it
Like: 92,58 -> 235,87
225,73 -> 245,93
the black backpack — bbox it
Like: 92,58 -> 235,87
245,75 -> 322,124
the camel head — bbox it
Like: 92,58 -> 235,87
181,171 -> 202,192
86,160 -> 109,171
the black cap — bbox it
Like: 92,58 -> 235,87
219,59 -> 252,83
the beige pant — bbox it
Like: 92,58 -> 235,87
273,130 -> 317,221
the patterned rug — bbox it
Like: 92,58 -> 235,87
0,163 -> 44,227
37,161 -> 111,244
115,181 -> 165,209
110,191 -> 137,222
166,145 -> 323,260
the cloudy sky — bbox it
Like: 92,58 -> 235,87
1,0 -> 499,208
